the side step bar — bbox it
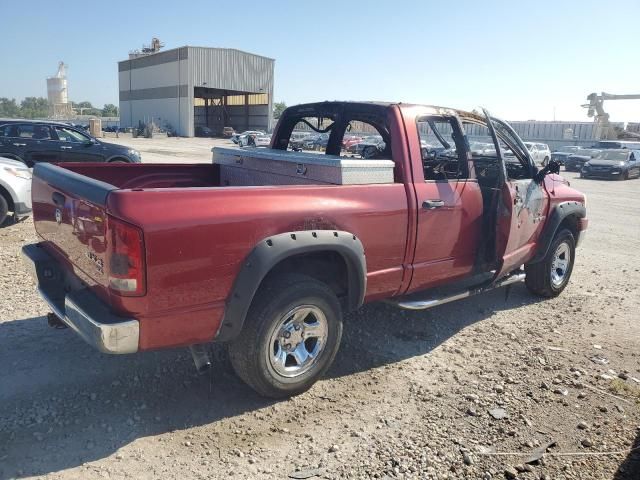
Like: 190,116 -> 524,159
390,271 -> 526,311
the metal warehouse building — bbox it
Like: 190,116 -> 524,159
118,46 -> 274,137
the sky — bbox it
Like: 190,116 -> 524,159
2,0 -> 638,122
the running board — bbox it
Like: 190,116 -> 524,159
391,271 -> 526,311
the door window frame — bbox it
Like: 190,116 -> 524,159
461,112 -> 537,182
415,114 -> 472,183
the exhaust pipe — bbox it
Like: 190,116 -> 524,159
189,344 -> 212,375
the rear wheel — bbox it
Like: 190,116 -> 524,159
542,156 -> 549,167
228,273 -> 343,398
0,194 -> 9,226
525,228 -> 575,297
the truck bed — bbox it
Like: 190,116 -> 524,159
30,161 -> 410,350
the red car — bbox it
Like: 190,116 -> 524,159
342,135 -> 363,150
23,101 -> 587,398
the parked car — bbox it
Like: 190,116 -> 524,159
21,101 -> 587,399
0,156 -> 32,225
253,134 -> 272,147
342,135 -> 363,150
347,135 -> 385,157
524,142 -> 551,166
564,148 -> 601,172
593,140 -> 640,150
239,132 -> 270,147
581,149 -> 640,180
223,127 -> 235,138
195,126 -> 214,137
0,121 -> 141,166
288,131 -> 312,150
231,130 -> 264,144
550,146 -> 583,166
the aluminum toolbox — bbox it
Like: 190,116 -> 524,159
212,147 -> 395,186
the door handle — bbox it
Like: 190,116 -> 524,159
52,192 -> 66,207
60,146 -> 73,150
422,199 -> 445,209
12,143 -> 26,147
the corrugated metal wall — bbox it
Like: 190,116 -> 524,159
188,47 -> 274,136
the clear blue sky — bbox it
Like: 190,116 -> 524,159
2,0 -> 638,122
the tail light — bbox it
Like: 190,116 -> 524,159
106,215 -> 146,296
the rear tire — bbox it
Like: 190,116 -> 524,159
228,273 -> 343,398
0,194 -> 9,226
542,156 -> 549,167
525,228 -> 575,297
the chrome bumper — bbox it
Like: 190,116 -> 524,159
21,243 -> 139,354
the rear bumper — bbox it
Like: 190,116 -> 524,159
21,243 -> 139,354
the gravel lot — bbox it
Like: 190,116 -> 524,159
0,150 -> 639,479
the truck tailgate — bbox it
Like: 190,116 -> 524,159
31,163 -> 118,296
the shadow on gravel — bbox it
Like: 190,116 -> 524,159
614,430 -> 640,480
0,284 -> 542,478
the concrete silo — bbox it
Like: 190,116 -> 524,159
47,62 -> 73,118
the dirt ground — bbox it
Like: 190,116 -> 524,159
0,152 -> 639,479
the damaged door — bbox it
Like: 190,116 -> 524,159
483,110 -> 549,279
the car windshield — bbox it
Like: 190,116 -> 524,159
595,150 -> 628,161
574,149 -> 600,156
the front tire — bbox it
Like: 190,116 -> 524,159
525,229 -> 575,297
228,273 -> 343,398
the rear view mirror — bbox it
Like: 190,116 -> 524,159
535,159 -> 561,183
547,159 -> 561,174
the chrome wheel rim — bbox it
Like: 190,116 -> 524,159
267,305 -> 328,378
550,242 -> 571,288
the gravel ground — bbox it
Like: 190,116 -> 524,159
0,166 -> 639,480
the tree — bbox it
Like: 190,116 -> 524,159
0,98 -> 20,117
273,101 -> 287,119
75,101 -> 93,109
20,97 -> 49,119
102,104 -> 118,117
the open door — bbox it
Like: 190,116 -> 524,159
482,109 -> 549,280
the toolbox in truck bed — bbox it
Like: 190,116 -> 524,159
212,147 -> 395,185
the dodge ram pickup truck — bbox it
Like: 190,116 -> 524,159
22,101 -> 588,398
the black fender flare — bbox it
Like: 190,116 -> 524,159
215,230 -> 367,342
529,201 -> 586,264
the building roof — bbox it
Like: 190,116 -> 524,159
118,45 -> 275,66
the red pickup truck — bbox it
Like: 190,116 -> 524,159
22,101 -> 587,398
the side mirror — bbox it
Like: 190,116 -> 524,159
534,159 -> 561,183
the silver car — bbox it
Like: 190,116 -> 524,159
0,157 -> 32,225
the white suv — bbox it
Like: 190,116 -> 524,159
524,142 -> 551,166
0,157 -> 32,225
